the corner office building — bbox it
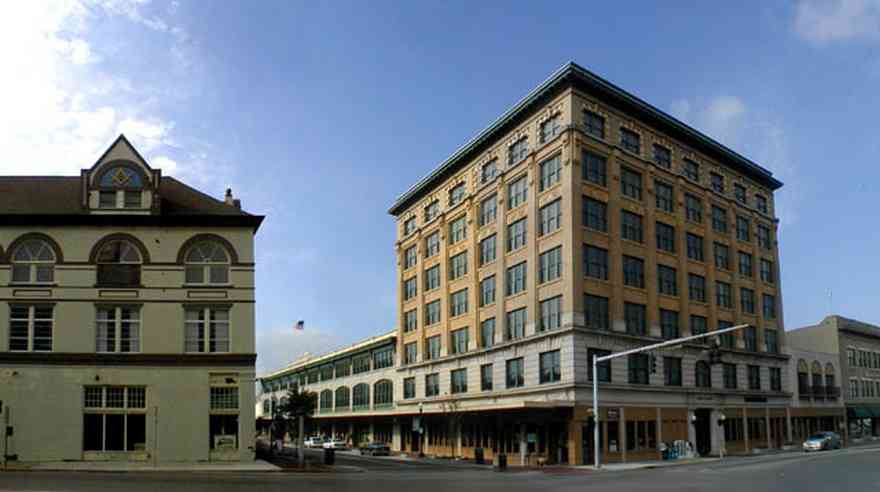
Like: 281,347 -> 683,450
0,136 -> 263,463
387,62 -> 790,465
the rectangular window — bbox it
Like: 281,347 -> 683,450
507,218 -> 527,251
424,200 -> 439,222
539,246 -> 562,284
480,276 -> 496,307
425,335 -> 441,360
734,184 -> 747,204
403,276 -> 418,300
506,308 -> 527,340
481,318 -> 495,348
712,205 -> 728,233
508,138 -> 529,166
653,144 -> 671,168
404,309 -> 417,332
656,221 -> 676,253
425,300 -> 441,326
770,367 -> 781,391
99,190 -> 117,208
506,358 -> 524,388
96,306 -> 140,353
744,326 -> 758,352
404,246 -> 417,270
335,359 -> 351,378
723,363 -> 738,389
714,242 -> 730,270
9,304 -> 53,352
740,288 -> 756,314
757,225 -> 772,250
451,328 -> 469,355
404,342 -> 418,364
716,281 -> 733,309
739,252 -> 753,277
736,216 -> 751,242
621,167 -> 642,200
628,353 -> 649,384
686,233 -> 704,261
748,365 -> 761,390
404,377 -> 415,399
691,315 -> 708,337
655,181 -> 674,212
765,329 -> 779,354
425,265 -> 440,290
539,350 -> 561,384
583,197 -> 608,232
506,262 -> 527,296
624,302 -> 646,336
623,255 -> 645,288
763,294 -> 777,319
425,373 -> 440,397
425,232 -> 440,258
353,354 -> 371,374
373,346 -> 394,369
584,110 -> 605,139
123,191 -> 141,208
449,183 -> 465,207
480,364 -> 493,391
449,215 -> 467,244
539,199 -> 562,235
83,386 -> 148,452
620,128 -> 640,154
481,160 -> 497,184
588,348 -> 612,382
541,115 -> 561,143
451,368 -> 468,394
539,296 -> 562,332
711,173 -> 725,193
657,264 -> 678,296
684,159 -> 700,181
404,217 -> 416,236
719,320 -> 735,349
685,194 -> 702,223
664,357 -> 682,386
621,210 -> 643,243
450,288 -> 468,317
508,175 -> 528,208
539,154 -> 561,190
584,245 -> 609,280
660,309 -> 679,340
479,195 -> 497,227
480,234 -> 497,265
449,251 -> 468,280
582,150 -> 607,186
688,274 -> 707,302
584,294 -> 609,331
184,307 -> 229,353
756,195 -> 768,214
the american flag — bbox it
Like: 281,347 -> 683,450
295,320 -> 305,331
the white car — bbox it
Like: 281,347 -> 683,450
323,438 -> 348,450
304,437 -> 325,448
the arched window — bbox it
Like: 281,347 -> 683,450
335,387 -> 350,410
96,240 -> 142,286
797,360 -> 809,394
185,241 -> 230,284
811,361 -> 823,389
695,361 -> 711,388
825,363 -> 835,388
353,383 -> 370,410
373,380 -> 393,408
319,390 -> 333,413
11,239 -> 56,283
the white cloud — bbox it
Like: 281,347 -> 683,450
256,325 -> 346,375
794,0 -> 880,43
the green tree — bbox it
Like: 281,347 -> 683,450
275,387 -> 317,465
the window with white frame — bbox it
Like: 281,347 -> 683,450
96,306 -> 141,353
184,241 -> 231,284
209,379 -> 240,451
9,304 -> 53,352
508,137 -> 528,166
539,154 -> 561,191
82,386 -> 147,453
185,307 -> 230,353
540,115 -> 560,144
11,239 -> 56,284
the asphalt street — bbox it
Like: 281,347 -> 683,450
1,445 -> 878,492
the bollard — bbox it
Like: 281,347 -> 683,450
494,453 -> 507,472
324,448 -> 335,465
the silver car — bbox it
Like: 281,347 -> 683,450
803,432 -> 842,452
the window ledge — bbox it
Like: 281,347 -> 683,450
183,284 -> 233,289
8,282 -> 57,288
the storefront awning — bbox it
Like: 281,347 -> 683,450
847,407 -> 880,418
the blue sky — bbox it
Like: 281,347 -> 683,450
3,1 -> 880,373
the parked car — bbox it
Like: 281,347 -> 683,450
304,436 -> 325,448
359,442 -> 391,456
803,432 -> 842,452
323,438 -> 348,450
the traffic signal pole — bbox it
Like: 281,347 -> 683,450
591,323 -> 752,469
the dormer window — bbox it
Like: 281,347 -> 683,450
97,165 -> 144,209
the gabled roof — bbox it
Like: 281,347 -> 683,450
388,61 -> 783,216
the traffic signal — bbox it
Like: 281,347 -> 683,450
649,354 -> 658,373
709,348 -> 722,365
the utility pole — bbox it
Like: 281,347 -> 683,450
592,323 -> 751,469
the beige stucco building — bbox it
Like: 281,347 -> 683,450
0,135 -> 263,463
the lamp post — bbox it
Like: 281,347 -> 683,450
719,414 -> 726,460
418,402 -> 425,458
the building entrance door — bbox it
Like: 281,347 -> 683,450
694,409 -> 712,456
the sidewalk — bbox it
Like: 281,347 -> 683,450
5,459 -> 281,473
572,457 -> 719,472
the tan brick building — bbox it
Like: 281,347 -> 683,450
387,62 -> 790,464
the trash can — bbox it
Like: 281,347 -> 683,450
474,447 -> 485,464
323,448 -> 335,465
494,453 -> 507,471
